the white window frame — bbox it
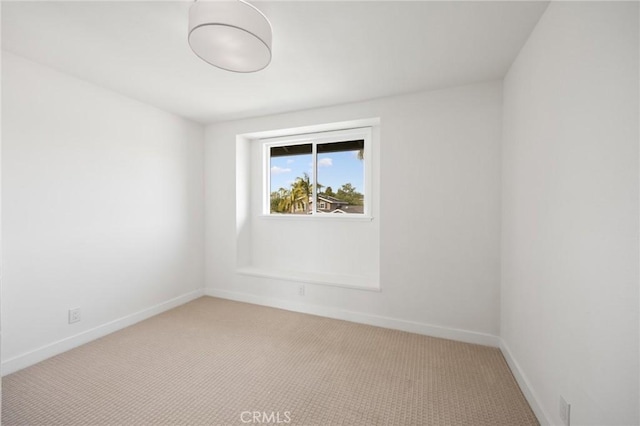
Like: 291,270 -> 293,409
262,127 -> 373,219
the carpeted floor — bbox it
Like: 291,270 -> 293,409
2,297 -> 538,425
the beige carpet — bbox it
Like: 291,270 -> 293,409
2,297 -> 538,425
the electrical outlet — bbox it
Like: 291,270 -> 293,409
298,285 -> 305,296
68,308 -> 81,324
559,396 -> 571,426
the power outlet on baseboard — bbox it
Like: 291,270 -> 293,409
559,396 -> 571,426
68,307 -> 81,324
298,285 -> 305,296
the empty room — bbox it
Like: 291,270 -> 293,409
1,1 -> 638,425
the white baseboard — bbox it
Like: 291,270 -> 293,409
205,288 -> 500,347
2,289 -> 205,376
499,338 -> 551,425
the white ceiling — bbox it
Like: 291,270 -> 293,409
2,1 -> 548,124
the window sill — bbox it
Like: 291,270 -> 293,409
236,266 -> 380,292
258,214 -> 374,222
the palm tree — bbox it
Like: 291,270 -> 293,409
291,173 -> 312,213
272,173 -> 315,214
272,187 -> 291,213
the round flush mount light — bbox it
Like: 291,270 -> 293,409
188,0 -> 273,73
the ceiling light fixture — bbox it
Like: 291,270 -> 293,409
188,0 -> 272,73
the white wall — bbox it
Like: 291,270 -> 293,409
1,52 -> 205,372
0,6 -> 3,412
205,81 -> 503,344
501,2 -> 639,425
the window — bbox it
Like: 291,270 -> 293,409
263,128 -> 372,216
236,120 -> 379,290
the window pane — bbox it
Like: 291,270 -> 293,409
316,139 -> 365,214
269,144 -> 312,214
